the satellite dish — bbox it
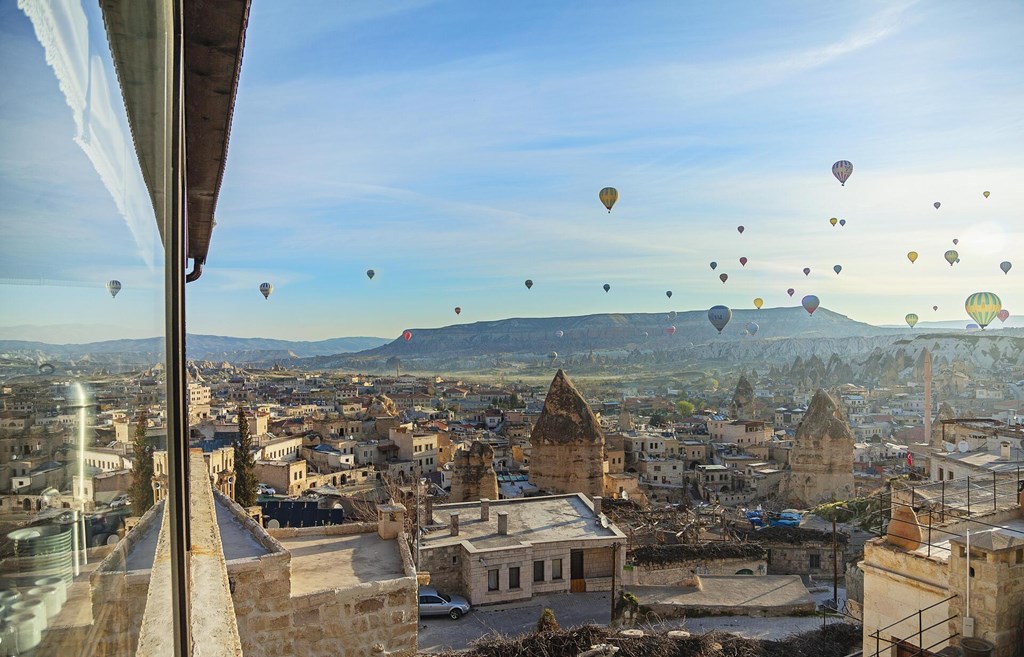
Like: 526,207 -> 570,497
958,440 -> 969,453
106,534 -> 120,546
943,442 -> 956,453
267,519 -> 280,529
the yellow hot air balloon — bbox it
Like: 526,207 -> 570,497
965,292 -> 1002,329
983,191 -> 990,198
753,298 -> 763,310
907,251 -> 918,264
830,217 -> 838,226
905,313 -> 918,328
599,187 -> 618,212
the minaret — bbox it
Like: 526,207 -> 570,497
923,349 -> 933,446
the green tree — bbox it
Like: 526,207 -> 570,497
675,400 -> 695,416
648,412 -> 666,427
536,607 -> 560,633
129,412 -> 155,516
233,406 -> 258,507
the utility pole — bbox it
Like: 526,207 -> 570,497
609,542 -> 619,625
832,516 -> 839,609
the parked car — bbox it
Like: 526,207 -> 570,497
109,494 -> 130,509
418,587 -> 471,619
257,483 -> 276,496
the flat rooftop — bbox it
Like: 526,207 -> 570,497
422,494 -> 621,551
275,532 -> 405,596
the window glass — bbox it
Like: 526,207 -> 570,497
533,560 -> 545,582
509,566 -> 520,589
487,569 -> 499,591
552,559 -> 563,580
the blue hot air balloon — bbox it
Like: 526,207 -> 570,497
708,305 -> 732,334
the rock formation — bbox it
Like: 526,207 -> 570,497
786,389 -> 855,506
529,369 -> 605,498
449,441 -> 499,503
618,406 -> 634,432
931,402 -> 957,449
367,395 -> 397,418
732,375 -> 754,418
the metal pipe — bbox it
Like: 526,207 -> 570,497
185,258 -> 203,282
965,528 -> 971,622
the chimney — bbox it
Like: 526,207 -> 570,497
1000,441 -> 1011,460
592,496 -> 602,516
449,513 -> 459,537
497,511 -> 508,535
480,498 -> 490,522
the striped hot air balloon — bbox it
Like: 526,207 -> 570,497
964,292 -> 1002,329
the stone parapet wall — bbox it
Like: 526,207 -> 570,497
228,552 -> 294,657
624,558 -> 767,586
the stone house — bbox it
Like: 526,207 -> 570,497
739,526 -> 849,579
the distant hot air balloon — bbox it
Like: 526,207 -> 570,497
753,297 -> 763,310
1000,261 -> 1012,274
964,292 -> 1002,329
259,282 -> 273,299
839,219 -> 846,226
525,279 -> 533,289
803,267 -> 811,276
997,309 -> 1010,323
366,269 -> 375,280
665,326 -> 676,336
983,191 -> 990,198
707,305 -> 732,333
555,330 -> 564,338
832,160 -> 853,186
966,323 -> 980,330
454,307 -> 461,315
599,187 -> 618,212
739,257 -> 748,267
934,202 -> 941,210
787,288 -> 795,297
641,331 -> 649,338
944,250 -> 959,266
403,330 -> 413,341
106,280 -> 122,298
905,313 -> 919,328
801,294 -> 820,316
933,305 -> 939,311
746,321 -> 759,336
833,265 -> 842,275
719,273 -> 728,284
737,226 -> 745,234
710,262 -> 718,270
666,290 -> 673,299
952,238 -> 958,245
830,217 -> 838,226
603,283 -> 611,293
907,251 -> 918,264
548,351 -> 558,361
668,311 -> 677,320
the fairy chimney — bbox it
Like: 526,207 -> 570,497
449,441 -> 499,503
732,375 -> 755,419
529,370 -> 605,498
787,389 -> 855,506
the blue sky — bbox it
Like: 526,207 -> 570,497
1,1 -> 1022,342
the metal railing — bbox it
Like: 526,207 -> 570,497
866,594 -> 959,657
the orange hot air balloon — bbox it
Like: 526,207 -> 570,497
753,297 -> 763,309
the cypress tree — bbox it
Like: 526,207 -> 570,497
129,411 -> 155,516
233,406 -> 258,506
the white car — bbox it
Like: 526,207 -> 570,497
257,484 -> 277,496
109,494 -> 130,509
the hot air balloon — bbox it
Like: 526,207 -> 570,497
454,307 -> 461,315
905,313 -> 919,328
1000,261 -> 1012,274
933,305 -> 938,311
839,219 -> 847,226
555,330 -> 564,338
525,279 -> 533,289
599,187 -> 618,212
106,280 -> 122,298
833,265 -> 842,275
664,326 -> 676,336
803,267 -> 811,276
966,323 -> 980,331
832,160 -> 853,185
753,298 -> 763,310
548,351 -> 558,361
259,282 -> 273,299
830,217 -> 838,226
668,311 -> 677,320
641,331 -> 649,338
787,288 -> 795,297
965,292 -> 1002,329
801,294 -> 820,315
666,291 -> 673,299
710,262 -> 718,270
983,191 -> 990,198
403,330 -> 413,341
907,252 -> 918,264
944,250 -> 958,266
746,321 -> 759,336
933,202 -> 941,209
603,283 -> 611,293
739,257 -> 748,267
366,269 -> 375,280
952,239 -> 958,245
719,273 -> 728,283
997,309 -> 1010,323
737,226 -> 745,234
707,305 -> 732,333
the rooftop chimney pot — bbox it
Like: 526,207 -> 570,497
449,513 -> 459,536
480,498 -> 490,521
497,511 -> 509,535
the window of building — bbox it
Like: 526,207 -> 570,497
552,559 -> 563,580
534,560 -> 545,582
809,554 -> 821,569
509,566 -> 520,589
487,569 -> 499,591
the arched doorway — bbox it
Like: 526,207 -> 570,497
735,569 -> 754,575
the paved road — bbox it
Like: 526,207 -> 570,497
417,591 -> 841,652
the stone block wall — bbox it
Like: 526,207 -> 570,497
766,543 -> 847,578
623,557 -> 767,586
228,551 -> 293,657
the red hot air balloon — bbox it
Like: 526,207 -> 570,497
665,326 -> 676,335
719,273 -> 728,283
737,226 -> 745,234
801,295 -> 820,315
403,331 -> 412,341
454,307 -> 461,315
787,288 -> 795,297
739,257 -> 748,266
803,267 -> 811,276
